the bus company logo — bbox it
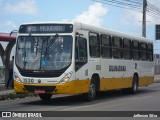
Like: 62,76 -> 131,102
38,79 -> 41,83
109,65 -> 126,72
2,112 -> 11,117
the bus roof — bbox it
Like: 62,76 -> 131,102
76,22 -> 152,43
19,21 -> 152,43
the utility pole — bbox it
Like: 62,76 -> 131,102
142,0 -> 147,37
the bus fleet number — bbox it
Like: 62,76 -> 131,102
23,78 -> 34,83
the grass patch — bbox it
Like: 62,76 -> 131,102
0,92 -> 38,101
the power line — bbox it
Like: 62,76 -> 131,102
147,12 -> 160,19
93,0 -> 160,19
122,0 -> 143,5
148,2 -> 160,12
147,2 -> 160,18
105,0 -> 142,7
92,0 -> 142,11
92,0 -> 160,37
93,0 -> 142,9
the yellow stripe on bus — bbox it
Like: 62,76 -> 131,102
100,76 -> 154,91
14,80 -> 90,94
14,76 -> 154,94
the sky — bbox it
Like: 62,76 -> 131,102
0,0 -> 160,54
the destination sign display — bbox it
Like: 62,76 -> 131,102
19,24 -> 73,33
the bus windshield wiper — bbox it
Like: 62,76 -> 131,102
47,33 -> 59,48
42,34 -> 59,63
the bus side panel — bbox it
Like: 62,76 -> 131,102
100,59 -> 126,91
100,77 -> 132,90
139,76 -> 154,87
74,79 -> 90,94
100,59 -> 154,91
138,61 -> 154,87
123,60 -> 137,88
54,80 -> 90,94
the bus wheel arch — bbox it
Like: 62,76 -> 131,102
83,73 -> 100,101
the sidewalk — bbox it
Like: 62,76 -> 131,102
0,84 -> 37,100
0,84 -> 13,93
0,75 -> 160,100
0,84 -> 15,100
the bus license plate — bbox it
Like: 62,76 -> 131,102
35,90 -> 45,93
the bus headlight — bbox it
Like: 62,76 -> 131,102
13,72 -> 22,83
59,72 -> 72,84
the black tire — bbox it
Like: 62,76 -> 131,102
83,78 -> 96,101
129,75 -> 138,94
39,94 -> 52,101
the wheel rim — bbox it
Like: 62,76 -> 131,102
89,83 -> 96,97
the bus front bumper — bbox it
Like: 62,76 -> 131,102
14,80 -> 90,94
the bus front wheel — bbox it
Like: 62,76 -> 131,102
83,78 -> 96,101
39,93 -> 52,101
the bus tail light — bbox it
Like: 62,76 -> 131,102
59,72 -> 72,84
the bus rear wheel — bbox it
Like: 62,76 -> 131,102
129,75 -> 138,94
39,93 -> 52,101
83,78 -> 96,101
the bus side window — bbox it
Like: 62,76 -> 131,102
132,40 -> 140,60
123,38 -> 131,60
89,32 -> 100,58
101,35 -> 112,58
140,42 -> 147,61
147,43 -> 153,61
112,37 -> 123,59
75,37 -> 87,71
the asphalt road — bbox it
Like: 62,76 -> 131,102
0,83 -> 160,119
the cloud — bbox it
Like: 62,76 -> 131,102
72,3 -> 108,27
121,11 -> 141,27
0,21 -> 17,33
1,0 -> 37,15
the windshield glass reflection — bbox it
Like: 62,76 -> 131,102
16,36 -> 72,70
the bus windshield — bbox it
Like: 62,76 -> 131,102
15,35 -> 72,71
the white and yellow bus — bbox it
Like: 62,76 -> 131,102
14,22 -> 154,101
